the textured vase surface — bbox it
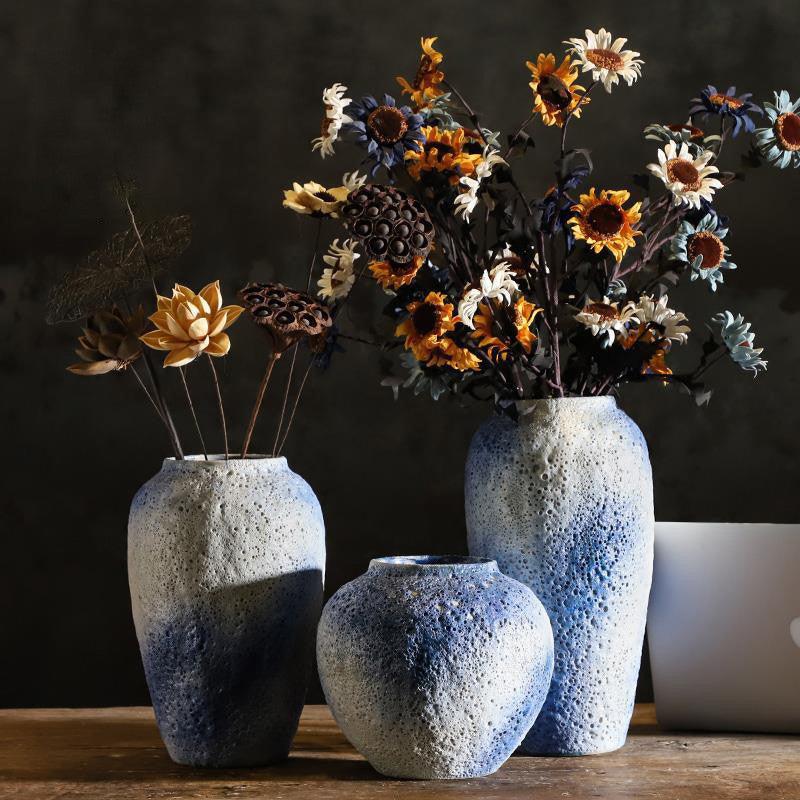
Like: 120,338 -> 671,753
317,555 -> 554,779
465,397 -> 654,755
128,455 -> 325,767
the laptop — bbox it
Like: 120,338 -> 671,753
647,522 -> 800,733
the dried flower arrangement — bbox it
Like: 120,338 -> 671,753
47,180 -> 339,459
291,30 -> 790,412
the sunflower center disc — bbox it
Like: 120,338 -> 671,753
666,158 -> 701,190
776,113 -> 800,151
585,303 -> 617,321
412,303 -> 440,336
709,93 -> 744,109
688,231 -> 724,269
586,203 -> 625,236
537,73 -> 572,110
585,48 -> 624,71
367,106 -> 409,145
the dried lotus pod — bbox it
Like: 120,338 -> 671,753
67,306 -> 146,375
239,282 -> 333,353
341,184 -> 434,265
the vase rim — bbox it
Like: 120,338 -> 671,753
162,454 -> 288,469
368,555 -> 498,576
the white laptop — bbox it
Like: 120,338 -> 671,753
648,522 -> 800,733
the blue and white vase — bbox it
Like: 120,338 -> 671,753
466,398 -> 654,755
128,455 -> 325,767
317,555 -> 554,779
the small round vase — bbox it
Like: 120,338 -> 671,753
128,455 -> 325,767
466,398 -> 654,755
317,555 -> 554,779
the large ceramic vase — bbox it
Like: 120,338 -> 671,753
317,555 -> 554,779
466,398 -> 654,756
128,455 -> 325,767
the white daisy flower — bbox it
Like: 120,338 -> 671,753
575,297 -> 639,347
647,141 -> 723,208
317,238 -> 359,303
458,262 -> 519,328
311,83 -> 352,158
564,28 -> 643,93
454,146 -> 506,220
636,294 -> 691,343
341,170 -> 367,192
711,310 -> 767,375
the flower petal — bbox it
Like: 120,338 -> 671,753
205,332 -> 231,357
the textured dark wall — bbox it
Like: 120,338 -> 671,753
1,0 -> 798,708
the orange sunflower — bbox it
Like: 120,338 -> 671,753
396,36 -> 445,109
526,53 -> 589,127
395,291 -> 457,361
369,255 -> 424,291
569,188 -> 642,262
405,126 -> 484,185
471,297 -> 542,360
621,324 -> 672,376
422,337 -> 481,372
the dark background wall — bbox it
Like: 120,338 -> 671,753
1,0 -> 798,708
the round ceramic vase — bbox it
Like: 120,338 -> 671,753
317,555 -> 554,779
466,398 -> 654,756
128,455 -> 325,767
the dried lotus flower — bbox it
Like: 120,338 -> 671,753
67,306 -> 147,375
239,282 -> 333,353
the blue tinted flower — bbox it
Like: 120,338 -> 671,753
689,85 -> 762,137
670,212 -> 736,292
344,94 -> 424,176
753,90 -> 800,169
711,311 -> 767,375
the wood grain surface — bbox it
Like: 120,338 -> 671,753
0,705 -> 797,799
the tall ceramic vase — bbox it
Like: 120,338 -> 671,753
465,398 -> 653,755
128,455 -> 325,767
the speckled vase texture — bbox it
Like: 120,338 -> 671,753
317,556 -> 554,779
466,398 -> 654,756
128,455 -> 325,767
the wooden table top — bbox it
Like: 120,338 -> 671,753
0,704 -> 797,799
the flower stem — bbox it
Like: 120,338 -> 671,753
206,356 -> 229,460
559,80 -> 597,158
129,363 -> 167,424
241,352 -> 280,458
179,366 -> 208,461
272,343 -> 299,456
276,359 -> 313,457
307,219 -> 323,291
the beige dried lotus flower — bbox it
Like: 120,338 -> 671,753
140,281 -> 244,367
67,306 -> 146,375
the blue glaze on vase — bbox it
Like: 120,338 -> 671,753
317,555 -> 554,779
466,398 -> 654,755
128,455 -> 325,767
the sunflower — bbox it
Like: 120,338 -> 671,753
345,94 -> 424,175
282,180 -> 350,217
569,188 -> 642,261
396,37 -> 445,110
670,212 -> 736,292
575,297 -> 639,347
405,126 -> 484,185
420,337 -> 481,372
647,141 -> 722,208
369,255 -> 424,291
689,85 -> 762,137
711,310 -> 767,374
621,324 -> 673,375
141,282 -> 244,368
395,291 -> 457,360
564,28 -> 643,93
526,53 -> 589,127
754,90 -> 800,169
471,297 -> 541,359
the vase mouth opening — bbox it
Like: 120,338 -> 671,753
369,555 -> 498,574
162,454 -> 288,469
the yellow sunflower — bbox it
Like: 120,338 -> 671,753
395,291 -> 456,361
421,337 -> 481,372
369,255 -> 424,290
471,298 -> 542,360
282,181 -> 350,218
405,126 -> 484,185
621,324 -> 672,376
526,53 -> 589,127
569,188 -> 642,262
396,36 -> 445,109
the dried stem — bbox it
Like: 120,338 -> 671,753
272,343 -> 299,456
307,219 -> 323,291
442,80 -> 488,146
129,363 -> 167,423
559,80 -> 598,157
179,366 -> 208,461
276,359 -> 313,456
206,356 -> 229,460
241,351 -> 280,458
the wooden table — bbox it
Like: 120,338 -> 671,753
0,704 -> 797,799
